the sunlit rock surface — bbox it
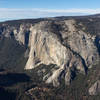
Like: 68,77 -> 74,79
0,18 -> 99,86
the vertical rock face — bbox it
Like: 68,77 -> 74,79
0,18 -> 99,86
24,20 -> 99,86
64,20 -> 99,68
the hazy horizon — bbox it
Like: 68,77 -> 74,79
0,0 -> 100,21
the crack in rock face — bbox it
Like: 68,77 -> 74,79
0,19 -> 99,87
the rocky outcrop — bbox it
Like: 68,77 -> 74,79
0,18 -> 99,86
89,80 -> 100,95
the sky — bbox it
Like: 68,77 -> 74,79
0,0 -> 100,21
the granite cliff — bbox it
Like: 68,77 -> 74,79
0,16 -> 100,87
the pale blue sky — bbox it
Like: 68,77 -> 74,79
0,0 -> 100,21
0,0 -> 100,9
